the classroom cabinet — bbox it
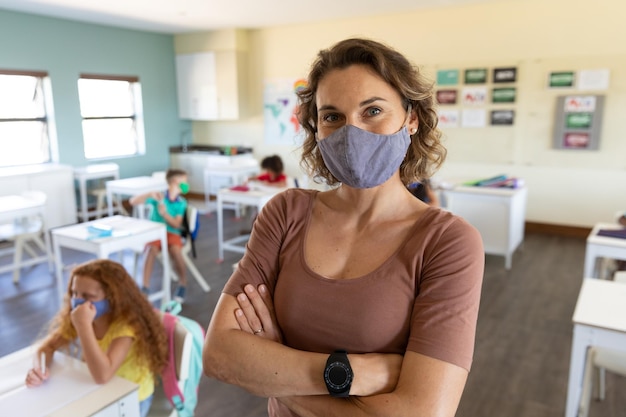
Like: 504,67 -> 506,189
0,164 -> 77,228
175,51 -> 245,120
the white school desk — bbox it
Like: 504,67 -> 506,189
105,176 -> 168,218
0,346 -> 139,417
203,164 -> 260,215
216,188 -> 280,261
583,222 -> 626,279
51,216 -> 170,304
443,186 -> 527,269
0,194 -> 53,276
565,278 -> 626,417
73,164 -> 120,222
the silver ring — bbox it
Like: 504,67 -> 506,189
253,328 -> 263,335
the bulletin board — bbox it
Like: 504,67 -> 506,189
552,95 -> 604,150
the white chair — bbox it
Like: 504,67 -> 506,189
133,205 -> 210,293
0,191 -> 49,283
89,186 -> 128,219
577,274 -> 626,417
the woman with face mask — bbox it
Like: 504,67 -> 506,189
203,38 -> 484,417
25,259 -> 168,417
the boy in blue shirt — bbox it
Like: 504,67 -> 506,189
130,169 -> 189,302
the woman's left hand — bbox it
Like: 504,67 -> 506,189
235,284 -> 283,343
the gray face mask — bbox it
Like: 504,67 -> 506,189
317,124 -> 411,189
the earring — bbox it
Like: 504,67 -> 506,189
410,128 -> 418,135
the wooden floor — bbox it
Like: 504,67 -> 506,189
2,208 -> 625,417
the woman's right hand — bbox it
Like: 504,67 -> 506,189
235,284 -> 283,343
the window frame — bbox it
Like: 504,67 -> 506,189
0,69 -> 58,167
78,73 -> 146,161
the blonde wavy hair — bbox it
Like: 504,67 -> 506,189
297,37 -> 446,186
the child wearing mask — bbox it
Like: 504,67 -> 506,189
130,169 -> 189,302
25,259 -> 168,417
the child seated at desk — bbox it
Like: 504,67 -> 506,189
25,259 -> 168,417
248,155 -> 287,188
130,168 -> 189,302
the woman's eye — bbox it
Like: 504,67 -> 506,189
321,113 -> 340,123
365,107 -> 382,117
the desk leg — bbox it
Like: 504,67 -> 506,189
160,228 -> 171,304
217,195 -> 224,262
52,235 -> 65,301
583,246 -> 596,279
80,178 -> 88,222
106,187 -> 114,217
565,325 -> 589,417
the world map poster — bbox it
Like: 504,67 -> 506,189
263,78 -> 307,145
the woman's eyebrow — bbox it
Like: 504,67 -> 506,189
359,96 -> 387,106
318,97 -> 388,112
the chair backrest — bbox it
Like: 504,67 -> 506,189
181,205 -> 199,257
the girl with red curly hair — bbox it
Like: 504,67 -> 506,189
25,259 -> 168,417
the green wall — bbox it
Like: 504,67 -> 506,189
0,9 -> 189,177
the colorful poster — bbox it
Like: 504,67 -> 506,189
436,89 -> 458,104
549,71 -> 575,88
493,67 -> 517,83
438,109 -> 459,128
437,69 -> 459,85
490,110 -> 515,126
565,112 -> 593,129
263,78 -> 307,145
492,88 -> 516,103
564,96 -> 596,112
462,87 -> 487,106
464,68 -> 488,84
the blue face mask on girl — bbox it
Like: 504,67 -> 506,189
71,298 -> 111,319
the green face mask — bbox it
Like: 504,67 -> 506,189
179,182 -> 190,194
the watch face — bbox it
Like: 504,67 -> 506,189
325,361 -> 352,391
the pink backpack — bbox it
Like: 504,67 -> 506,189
160,303 -> 205,416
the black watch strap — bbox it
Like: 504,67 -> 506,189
324,349 -> 353,397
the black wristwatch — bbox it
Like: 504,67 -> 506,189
324,350 -> 353,397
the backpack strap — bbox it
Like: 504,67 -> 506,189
160,311 -> 186,409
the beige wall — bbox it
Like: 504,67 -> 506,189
176,0 -> 626,227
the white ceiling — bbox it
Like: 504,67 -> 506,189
0,0 -> 498,34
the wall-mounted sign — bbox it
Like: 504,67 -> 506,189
464,68 -> 488,84
436,89 -> 458,104
491,110 -> 515,126
492,87 -> 516,103
493,67 -> 517,83
565,112 -> 592,129
437,69 -> 459,86
462,87 -> 487,106
549,71 -> 575,88
438,109 -> 459,128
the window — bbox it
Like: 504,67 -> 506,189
0,70 -> 56,167
78,74 -> 145,160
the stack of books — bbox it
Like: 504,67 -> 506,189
463,175 -> 524,189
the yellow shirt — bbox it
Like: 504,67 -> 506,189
95,319 -> 154,401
